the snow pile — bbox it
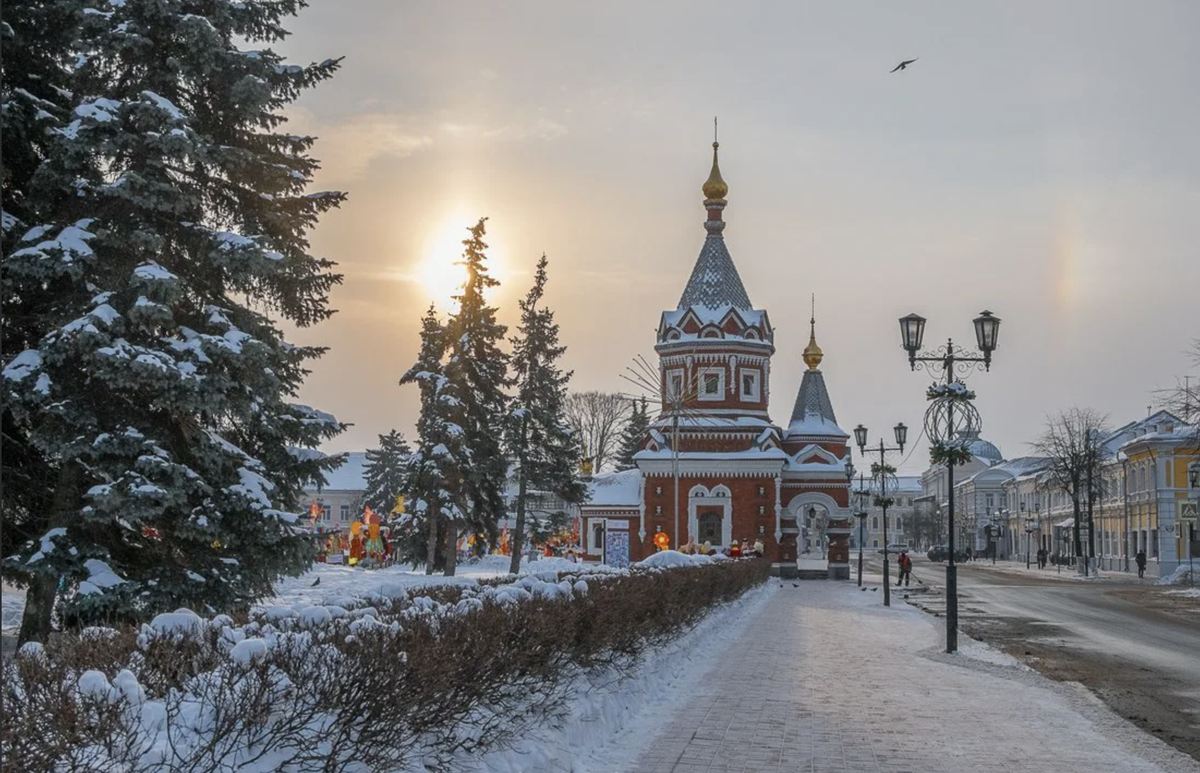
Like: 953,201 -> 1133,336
1162,587 -> 1200,598
635,549 -> 714,569
1156,564 -> 1197,586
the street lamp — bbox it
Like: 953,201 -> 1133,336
1189,462 -> 1200,490
898,309 -> 1001,654
854,421 -> 907,607
808,505 -> 818,556
1025,516 -> 1036,569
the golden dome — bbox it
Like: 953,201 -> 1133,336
702,141 -> 728,201
803,318 -> 824,370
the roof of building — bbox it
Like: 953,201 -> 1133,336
677,233 -> 753,311
956,430 -> 1002,462
785,368 -> 843,439
306,451 -> 367,492
585,468 -> 643,506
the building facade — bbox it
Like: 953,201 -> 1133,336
578,142 -> 852,578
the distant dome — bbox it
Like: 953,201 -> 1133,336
959,431 -> 1002,461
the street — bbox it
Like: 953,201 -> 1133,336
881,554 -> 1200,762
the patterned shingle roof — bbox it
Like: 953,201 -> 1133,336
678,234 -> 752,310
787,369 -> 839,432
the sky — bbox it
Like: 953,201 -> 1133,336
276,1 -> 1199,474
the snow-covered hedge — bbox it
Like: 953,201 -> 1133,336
2,559 -> 769,773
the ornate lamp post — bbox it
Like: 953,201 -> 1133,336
849,464 -> 869,587
1025,515 -> 1036,569
898,309 -> 1001,654
854,421 -> 907,607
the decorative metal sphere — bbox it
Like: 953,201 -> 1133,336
924,395 -> 982,446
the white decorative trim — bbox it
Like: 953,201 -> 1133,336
739,367 -> 761,402
637,476 -> 647,541
774,474 -> 783,541
697,367 -> 725,401
688,489 -> 733,547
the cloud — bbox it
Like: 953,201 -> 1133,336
293,110 -> 433,183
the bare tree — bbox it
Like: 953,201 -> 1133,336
564,391 -> 630,473
1032,408 -> 1110,576
1154,338 -> 1200,452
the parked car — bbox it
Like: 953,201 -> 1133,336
926,545 -> 968,562
875,543 -> 910,554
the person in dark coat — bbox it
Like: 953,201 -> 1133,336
1135,550 -> 1147,579
897,551 -> 913,586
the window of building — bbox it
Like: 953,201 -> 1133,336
655,486 -> 662,496
667,371 -> 684,400
698,512 -> 721,544
739,369 -> 760,402
872,539 -> 879,548
698,368 -> 724,401
872,516 -> 878,530
340,504 -> 350,522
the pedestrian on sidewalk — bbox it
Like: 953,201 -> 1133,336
965,546 -> 974,562
897,551 -> 913,586
1136,550 -> 1147,579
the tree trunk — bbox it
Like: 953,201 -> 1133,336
443,519 -> 458,576
18,462 -> 85,645
424,499 -> 439,575
508,421 -> 529,575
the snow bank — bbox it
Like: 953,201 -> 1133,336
635,550 -> 714,569
1156,564 -> 1197,586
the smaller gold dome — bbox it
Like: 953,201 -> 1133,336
803,320 -> 823,370
702,141 -> 728,200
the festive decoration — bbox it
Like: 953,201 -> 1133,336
653,531 -> 671,550
929,442 -> 974,466
926,381 -> 976,401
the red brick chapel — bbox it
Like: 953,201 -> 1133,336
579,142 -> 853,579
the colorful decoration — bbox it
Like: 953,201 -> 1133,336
653,531 -> 671,550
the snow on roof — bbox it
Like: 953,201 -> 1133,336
784,411 -> 847,439
661,304 -> 766,329
312,452 -> 367,492
635,447 -> 789,462
894,476 -> 923,492
991,456 -> 1052,477
586,469 -> 642,506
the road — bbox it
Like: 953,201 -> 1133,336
872,554 -> 1200,762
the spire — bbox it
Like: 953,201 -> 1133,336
802,294 -> 823,370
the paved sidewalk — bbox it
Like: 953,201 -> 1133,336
629,581 -> 1200,773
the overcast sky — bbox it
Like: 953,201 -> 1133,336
277,1 -> 1199,473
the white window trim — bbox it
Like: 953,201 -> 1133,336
666,369 -> 685,400
698,367 -> 725,402
739,368 -> 761,402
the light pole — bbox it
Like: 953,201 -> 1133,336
898,309 -> 1001,654
853,472 -> 868,587
854,421 -> 908,608
1025,515 -> 1036,569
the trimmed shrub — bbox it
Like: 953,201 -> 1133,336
2,559 -> 769,772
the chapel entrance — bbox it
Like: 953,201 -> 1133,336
697,508 -> 722,546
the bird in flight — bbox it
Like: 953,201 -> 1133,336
890,58 -> 918,73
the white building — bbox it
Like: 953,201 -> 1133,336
852,475 -> 921,551
302,452 -> 368,530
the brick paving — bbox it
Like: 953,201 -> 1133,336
628,582 -> 1197,773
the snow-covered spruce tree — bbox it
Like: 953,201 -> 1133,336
0,0 -> 88,598
362,429 -> 411,517
398,305 -> 469,573
504,255 -> 587,574
1,0 -> 347,642
443,218 -> 509,574
615,397 -> 650,472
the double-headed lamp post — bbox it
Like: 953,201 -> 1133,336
851,467 -> 869,587
898,309 -> 1001,654
853,421 -> 908,608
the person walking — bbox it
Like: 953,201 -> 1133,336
897,551 -> 913,586
1135,549 -> 1147,579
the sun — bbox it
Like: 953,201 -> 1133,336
416,218 -> 472,310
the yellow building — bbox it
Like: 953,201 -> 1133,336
1114,416 -> 1199,578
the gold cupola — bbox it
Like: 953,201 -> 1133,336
702,141 -> 728,201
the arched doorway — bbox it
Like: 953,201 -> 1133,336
786,492 -> 849,579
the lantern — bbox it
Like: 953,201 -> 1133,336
894,422 -> 908,451
853,424 -> 868,452
973,310 -> 1001,358
898,313 -> 926,357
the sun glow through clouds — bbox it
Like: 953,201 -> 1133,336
416,216 -> 473,310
